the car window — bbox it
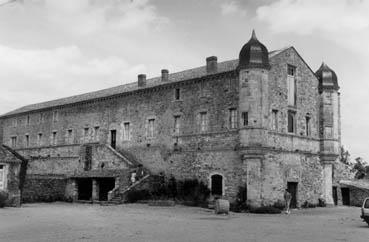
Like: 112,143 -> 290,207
365,199 -> 369,208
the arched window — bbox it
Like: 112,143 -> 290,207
211,174 -> 223,196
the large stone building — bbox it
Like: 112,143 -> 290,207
0,31 -> 347,207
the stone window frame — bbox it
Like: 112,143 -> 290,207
146,116 -> 157,139
10,136 -> 17,148
12,118 -> 17,128
66,128 -> 74,144
83,127 -> 90,143
287,64 -> 297,107
199,81 -> 207,98
228,108 -> 238,129
173,114 -> 181,135
197,110 -> 209,133
0,163 -> 8,191
305,113 -> 311,136
93,126 -> 100,142
173,87 -> 181,101
52,110 -> 59,123
271,109 -> 279,131
287,110 -> 296,134
241,111 -> 249,127
51,130 -> 58,146
37,132 -> 43,146
122,121 -> 131,141
25,133 -> 30,148
208,172 -> 225,197
26,115 -> 30,126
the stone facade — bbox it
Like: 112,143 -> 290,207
0,31 -> 351,206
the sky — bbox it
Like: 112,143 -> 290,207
0,0 -> 368,161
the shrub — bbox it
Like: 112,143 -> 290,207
273,199 -> 286,210
176,179 -> 210,205
250,206 -> 282,214
125,189 -> 152,203
0,190 -> 9,208
302,200 -> 317,208
318,198 -> 326,207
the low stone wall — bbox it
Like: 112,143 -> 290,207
22,174 -> 67,203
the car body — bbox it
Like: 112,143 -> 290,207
361,197 -> 369,226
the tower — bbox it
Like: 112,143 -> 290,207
316,62 -> 341,205
238,30 -> 270,206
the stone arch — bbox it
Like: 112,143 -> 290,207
209,172 -> 225,196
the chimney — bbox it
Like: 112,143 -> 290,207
138,74 -> 146,87
161,69 -> 169,82
206,56 -> 218,73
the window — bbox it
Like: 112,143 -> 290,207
52,131 -> 57,145
325,127 -> 333,138
0,164 -> 5,190
84,128 -> 89,142
148,119 -> 155,138
287,65 -> 297,106
52,111 -> 58,122
242,112 -> 248,126
271,110 -> 278,131
26,115 -> 30,126
94,126 -> 100,141
39,113 -> 45,124
25,135 -> 29,148
305,116 -> 311,136
11,136 -> 17,148
288,110 -> 296,133
229,108 -> 237,129
199,82 -> 206,97
200,112 -> 208,132
67,129 -> 73,144
174,88 -> 181,100
173,116 -> 180,134
123,122 -> 130,141
37,133 -> 43,146
12,119 -> 17,128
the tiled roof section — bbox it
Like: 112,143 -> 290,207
1,48 -> 291,117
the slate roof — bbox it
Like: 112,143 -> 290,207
1,47 -> 291,118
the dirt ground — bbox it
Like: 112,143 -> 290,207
0,203 -> 368,242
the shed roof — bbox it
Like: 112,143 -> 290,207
340,180 -> 369,190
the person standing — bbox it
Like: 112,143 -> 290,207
284,188 -> 292,214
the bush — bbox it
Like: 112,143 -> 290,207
318,198 -> 326,207
250,206 -> 282,214
302,200 -> 317,208
125,189 -> 152,203
273,199 -> 286,210
176,179 -> 210,205
0,190 -> 9,208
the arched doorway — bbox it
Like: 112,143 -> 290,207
211,174 -> 223,196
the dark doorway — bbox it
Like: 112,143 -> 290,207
110,130 -> 116,149
78,179 -> 92,201
341,187 -> 350,206
287,182 -> 298,208
98,178 -> 116,201
211,174 -> 223,196
332,186 -> 338,205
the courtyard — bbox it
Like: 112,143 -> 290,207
0,203 -> 368,242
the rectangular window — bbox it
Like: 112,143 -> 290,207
173,116 -> 180,134
123,122 -> 131,141
52,131 -> 57,145
288,110 -> 296,133
11,136 -> 17,148
287,65 -> 296,106
200,112 -> 208,132
229,108 -> 237,129
39,113 -> 44,124
148,119 -> 155,138
271,110 -> 278,131
26,115 -> 30,126
0,164 -> 5,190
242,112 -> 248,127
174,88 -> 181,100
52,111 -> 58,122
199,82 -> 206,97
110,130 -> 117,149
25,135 -> 29,148
94,126 -> 100,141
305,116 -> 311,136
37,133 -> 43,146
12,119 -> 17,128
67,129 -> 73,144
84,128 -> 89,142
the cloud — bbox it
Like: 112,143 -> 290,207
0,44 -> 145,112
256,0 -> 369,55
220,1 -> 246,16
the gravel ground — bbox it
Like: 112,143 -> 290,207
0,202 -> 368,242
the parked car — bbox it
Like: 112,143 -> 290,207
361,197 -> 369,226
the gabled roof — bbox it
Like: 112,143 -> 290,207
0,47 -> 298,118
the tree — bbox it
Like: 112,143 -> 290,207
353,157 -> 369,179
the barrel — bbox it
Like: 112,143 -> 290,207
215,199 -> 230,214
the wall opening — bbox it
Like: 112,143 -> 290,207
211,174 -> 223,196
110,130 -> 117,149
77,178 -> 92,201
98,178 -> 116,201
287,182 -> 298,208
332,186 -> 338,205
341,187 -> 350,206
